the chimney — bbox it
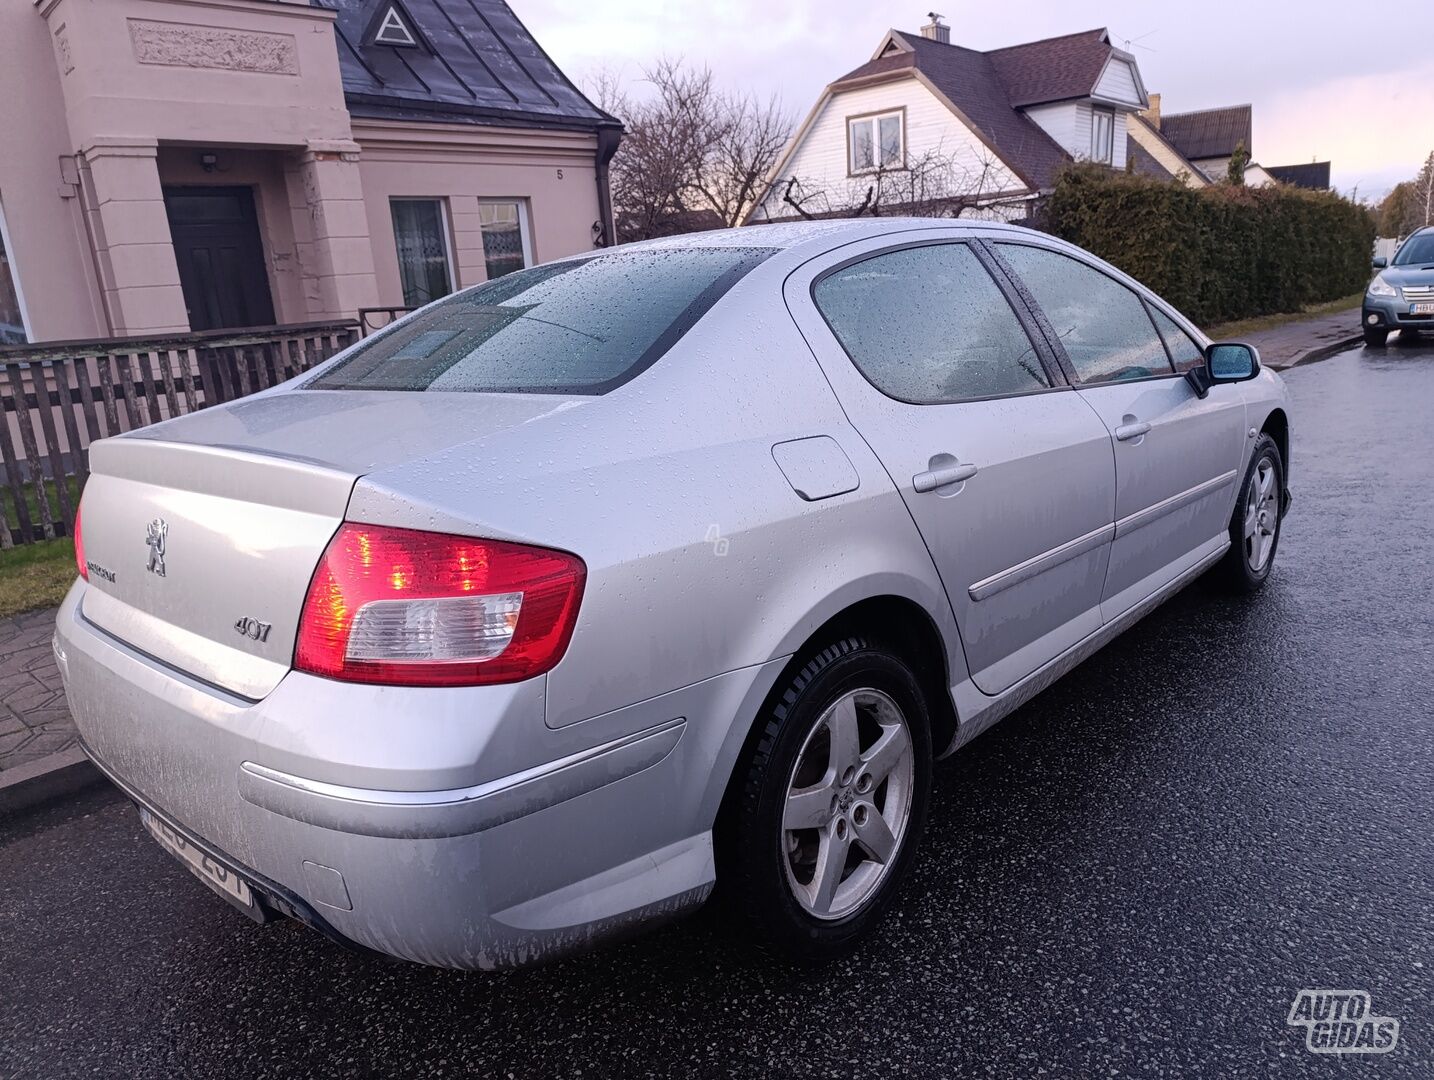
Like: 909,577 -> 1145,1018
1141,92 -> 1162,128
920,12 -> 950,44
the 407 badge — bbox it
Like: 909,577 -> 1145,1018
1287,990 -> 1399,1054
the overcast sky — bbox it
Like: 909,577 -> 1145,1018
522,0 -> 1434,201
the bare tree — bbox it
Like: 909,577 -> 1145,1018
590,59 -> 794,241
773,144 -> 1024,222
1414,150 -> 1434,230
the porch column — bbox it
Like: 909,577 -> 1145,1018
287,140 -> 379,321
77,138 -> 188,335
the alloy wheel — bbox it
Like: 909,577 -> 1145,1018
781,688 -> 915,920
1243,457 -> 1280,572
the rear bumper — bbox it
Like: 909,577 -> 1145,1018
54,582 -> 782,969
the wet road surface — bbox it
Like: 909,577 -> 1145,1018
3,339 -> 1432,1078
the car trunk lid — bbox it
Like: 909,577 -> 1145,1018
77,390 -> 586,699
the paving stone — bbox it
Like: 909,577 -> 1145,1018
0,606 -> 75,775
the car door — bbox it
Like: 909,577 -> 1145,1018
785,234 -> 1116,696
989,240 -> 1246,620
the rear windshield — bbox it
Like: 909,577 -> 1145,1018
306,247 -> 775,395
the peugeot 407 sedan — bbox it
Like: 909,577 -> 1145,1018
56,220 -> 1292,969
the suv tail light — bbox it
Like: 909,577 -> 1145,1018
74,502 -> 88,581
294,524 -> 585,687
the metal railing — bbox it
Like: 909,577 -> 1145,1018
0,320 -> 358,546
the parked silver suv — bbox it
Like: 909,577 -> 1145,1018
57,220 -> 1292,969
1364,226 -> 1434,346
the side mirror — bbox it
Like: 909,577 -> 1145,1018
1372,255 -> 1388,269
1186,341 -> 1261,399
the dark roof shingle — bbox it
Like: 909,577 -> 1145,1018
323,0 -> 618,131
985,28 -> 1114,108
1265,162 -> 1331,190
1159,105 -> 1252,161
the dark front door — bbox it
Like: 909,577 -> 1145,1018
163,186 -> 276,332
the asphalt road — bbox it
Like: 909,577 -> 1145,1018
3,339 -> 1432,1079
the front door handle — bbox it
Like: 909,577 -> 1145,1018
1115,420 -> 1152,442
912,460 -> 978,493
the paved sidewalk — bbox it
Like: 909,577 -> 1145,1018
1234,305 -> 1362,370
0,607 -> 74,777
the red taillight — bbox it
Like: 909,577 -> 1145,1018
294,523 -> 585,687
74,502 -> 87,581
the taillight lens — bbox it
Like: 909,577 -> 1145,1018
74,502 -> 87,581
294,523 -> 585,687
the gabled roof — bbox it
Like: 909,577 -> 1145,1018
833,30 -> 1084,190
1159,105 -> 1252,161
322,0 -> 619,132
1266,162 -> 1331,190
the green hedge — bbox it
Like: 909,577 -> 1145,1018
1039,164 -> 1375,326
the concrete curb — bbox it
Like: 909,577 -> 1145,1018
1282,332 -> 1364,370
0,746 -> 105,819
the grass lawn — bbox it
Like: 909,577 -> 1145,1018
0,539 -> 77,619
1,476 -> 81,537
1206,291 -> 1364,341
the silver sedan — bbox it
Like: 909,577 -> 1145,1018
56,219 -> 1292,969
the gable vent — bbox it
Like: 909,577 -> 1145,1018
371,5 -> 419,47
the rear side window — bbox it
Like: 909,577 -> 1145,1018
996,243 -> 1174,384
307,247 -> 774,395
1150,307 -> 1205,373
813,243 -> 1049,403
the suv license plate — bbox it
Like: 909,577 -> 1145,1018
1411,302 -> 1434,314
140,807 -> 254,908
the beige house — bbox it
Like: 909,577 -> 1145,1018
0,0 -> 620,345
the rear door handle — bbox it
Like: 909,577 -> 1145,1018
912,460 -> 978,493
1115,421 -> 1152,442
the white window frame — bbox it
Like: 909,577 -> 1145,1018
1091,107 -> 1116,165
476,198 -> 534,277
847,111 -> 905,175
0,199 -> 33,344
389,196 -> 455,305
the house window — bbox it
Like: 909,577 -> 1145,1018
1091,107 -> 1115,165
390,198 -> 454,308
848,111 -> 904,174
0,200 -> 29,345
477,200 -> 532,280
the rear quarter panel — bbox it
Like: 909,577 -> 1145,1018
343,269 -> 962,734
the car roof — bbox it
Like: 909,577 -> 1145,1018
611,218 -> 1039,258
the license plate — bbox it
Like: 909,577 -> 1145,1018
140,807 -> 254,908
1412,303 -> 1434,314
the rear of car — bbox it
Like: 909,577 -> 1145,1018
55,245 -> 794,968
1364,227 -> 1434,344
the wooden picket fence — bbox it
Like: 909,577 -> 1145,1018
0,320 -> 359,546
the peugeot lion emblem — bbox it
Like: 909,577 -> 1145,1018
145,518 -> 168,577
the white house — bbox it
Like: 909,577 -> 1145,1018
749,18 -> 1164,223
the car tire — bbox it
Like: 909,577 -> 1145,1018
1220,434 -> 1284,592
718,637 -> 932,961
1363,326 -> 1389,347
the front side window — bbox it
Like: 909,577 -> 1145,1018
477,200 -> 531,280
307,246 -> 774,395
0,201 -> 28,345
1150,307 -> 1205,373
813,243 -> 1049,403
390,198 -> 453,308
848,111 -> 904,173
1091,108 -> 1115,164
996,243 -> 1173,384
